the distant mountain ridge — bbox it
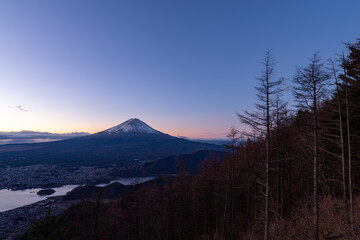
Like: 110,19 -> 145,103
0,131 -> 89,145
0,118 -> 224,167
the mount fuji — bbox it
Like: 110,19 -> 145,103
102,118 -> 160,134
0,118 -> 224,167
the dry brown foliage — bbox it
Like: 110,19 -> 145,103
270,196 -> 360,240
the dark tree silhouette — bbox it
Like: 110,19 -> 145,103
238,50 -> 284,240
293,53 -> 331,240
28,210 -> 60,240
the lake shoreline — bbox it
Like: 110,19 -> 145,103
0,176 -> 157,239
0,176 -> 156,213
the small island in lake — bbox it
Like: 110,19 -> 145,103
37,189 -> 55,196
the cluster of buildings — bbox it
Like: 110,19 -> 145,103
0,197 -> 66,239
0,164 -> 112,190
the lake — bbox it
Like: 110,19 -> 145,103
0,176 -> 155,212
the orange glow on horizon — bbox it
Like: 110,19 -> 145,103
0,127 -> 227,139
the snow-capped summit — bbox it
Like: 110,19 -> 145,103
103,118 -> 160,134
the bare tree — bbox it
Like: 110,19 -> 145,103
273,91 -> 288,219
93,189 -> 103,240
226,126 -> 239,240
341,54 -> 354,224
238,50 -> 283,240
329,59 -> 348,215
293,53 -> 331,240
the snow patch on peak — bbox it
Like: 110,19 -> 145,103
104,118 -> 160,134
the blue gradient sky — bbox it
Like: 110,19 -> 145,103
0,1 -> 359,138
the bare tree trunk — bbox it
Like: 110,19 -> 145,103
288,155 -> 292,218
332,61 -> 348,215
160,178 -> 163,240
231,135 -> 236,240
147,216 -> 150,240
224,127 -> 238,240
93,190 -> 103,240
339,90 -> 348,215
276,97 -> 281,219
215,162 -> 221,239
167,189 -> 172,240
192,187 -> 197,240
135,211 -> 139,240
245,149 -> 251,232
313,83 -> 319,240
205,162 -> 209,236
222,159 -> 230,238
179,163 -> 185,240
264,58 -> 270,240
83,200 -> 89,240
345,73 -> 354,224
